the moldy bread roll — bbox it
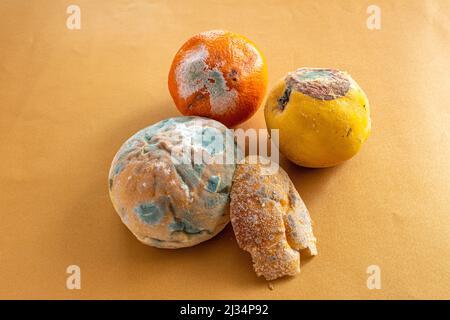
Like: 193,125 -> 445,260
109,116 -> 241,248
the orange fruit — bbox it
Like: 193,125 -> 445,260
168,30 -> 268,127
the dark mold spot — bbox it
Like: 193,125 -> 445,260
206,175 -> 220,192
346,128 -> 352,137
187,94 -> 205,110
134,202 -> 164,225
278,86 -> 292,111
217,184 -> 230,194
144,134 -> 153,144
228,69 -> 238,81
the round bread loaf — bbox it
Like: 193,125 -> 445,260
230,156 -> 317,280
109,116 -> 240,248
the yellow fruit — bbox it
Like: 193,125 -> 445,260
265,68 -> 371,168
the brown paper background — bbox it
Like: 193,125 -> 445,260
1,0 -> 449,299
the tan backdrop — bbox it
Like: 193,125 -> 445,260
0,0 -> 449,299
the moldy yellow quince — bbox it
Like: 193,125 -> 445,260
265,68 -> 371,168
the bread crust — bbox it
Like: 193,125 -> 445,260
230,156 -> 317,280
